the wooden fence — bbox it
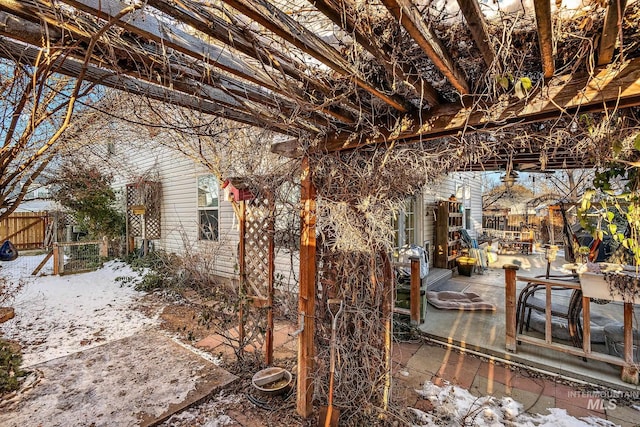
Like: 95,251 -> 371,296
0,211 -> 49,249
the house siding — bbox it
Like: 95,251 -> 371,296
110,146 -> 204,254
421,173 -> 483,264
105,140 -> 482,279
107,143 -> 299,281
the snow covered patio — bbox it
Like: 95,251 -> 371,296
0,331 -> 237,426
0,257 -> 236,426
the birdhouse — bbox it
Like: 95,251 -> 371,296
222,178 -> 254,202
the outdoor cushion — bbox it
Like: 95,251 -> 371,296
426,291 -> 496,312
528,310 -> 611,343
603,322 -> 640,361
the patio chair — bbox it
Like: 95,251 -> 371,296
515,254 -> 582,348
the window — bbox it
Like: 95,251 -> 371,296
393,196 -> 417,248
197,175 -> 219,241
457,178 -> 472,231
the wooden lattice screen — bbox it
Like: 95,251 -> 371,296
240,194 -> 275,363
126,181 -> 162,240
245,197 -> 273,301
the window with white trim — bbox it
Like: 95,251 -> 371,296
393,196 -> 417,248
456,179 -> 472,231
197,175 -> 219,241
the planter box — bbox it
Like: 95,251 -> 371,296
457,257 -> 476,277
580,271 -> 639,303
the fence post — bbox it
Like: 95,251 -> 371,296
100,237 -> 108,258
622,303 -> 639,384
53,243 -> 60,275
503,264 -> 519,352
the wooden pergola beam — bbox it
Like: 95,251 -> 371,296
309,0 -> 441,107
221,0 -> 411,112
381,0 -> 470,95
533,0 -> 554,79
59,0 -> 282,94
598,0 -> 628,66
0,0 -> 279,103
0,6 -> 327,132
272,57 -> 640,155
456,0 -> 495,67
146,0 -> 357,124
0,36 -> 301,135
0,0 -> 341,130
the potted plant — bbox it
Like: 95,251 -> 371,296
578,162 -> 640,302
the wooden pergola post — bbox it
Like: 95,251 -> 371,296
297,156 -> 317,417
503,264 -> 519,352
409,256 -> 420,325
621,302 -> 639,384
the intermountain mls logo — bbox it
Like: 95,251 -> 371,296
566,390 -> 640,411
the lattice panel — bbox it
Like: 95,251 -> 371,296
244,197 -> 273,300
126,182 -> 161,240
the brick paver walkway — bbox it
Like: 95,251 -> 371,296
195,320 -> 640,426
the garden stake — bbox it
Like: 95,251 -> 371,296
319,298 -> 343,427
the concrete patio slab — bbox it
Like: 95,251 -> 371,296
0,330 -> 237,427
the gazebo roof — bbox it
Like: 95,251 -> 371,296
1,0 -> 639,169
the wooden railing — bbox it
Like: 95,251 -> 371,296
504,264 -> 639,384
393,257 -> 422,324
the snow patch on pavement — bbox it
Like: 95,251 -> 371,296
413,381 -> 619,427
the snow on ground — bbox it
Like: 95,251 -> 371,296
0,256 -> 161,366
0,254 -> 630,426
413,381 -> 619,427
159,392 -> 243,426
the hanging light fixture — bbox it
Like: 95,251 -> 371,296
501,170 -> 519,188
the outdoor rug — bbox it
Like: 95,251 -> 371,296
426,291 -> 497,312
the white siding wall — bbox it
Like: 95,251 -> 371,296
107,143 -> 238,278
420,173 -> 483,264
106,139 -> 482,280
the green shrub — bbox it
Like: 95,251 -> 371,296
50,163 -> 125,239
0,339 -> 24,395
118,250 -> 182,292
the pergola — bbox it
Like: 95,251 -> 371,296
1,0 -> 640,418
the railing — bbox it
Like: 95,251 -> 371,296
504,265 -> 639,384
393,257 -> 422,324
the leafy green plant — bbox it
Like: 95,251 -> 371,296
117,250 -> 183,292
579,163 -> 640,268
0,339 -> 25,394
50,163 -> 125,239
